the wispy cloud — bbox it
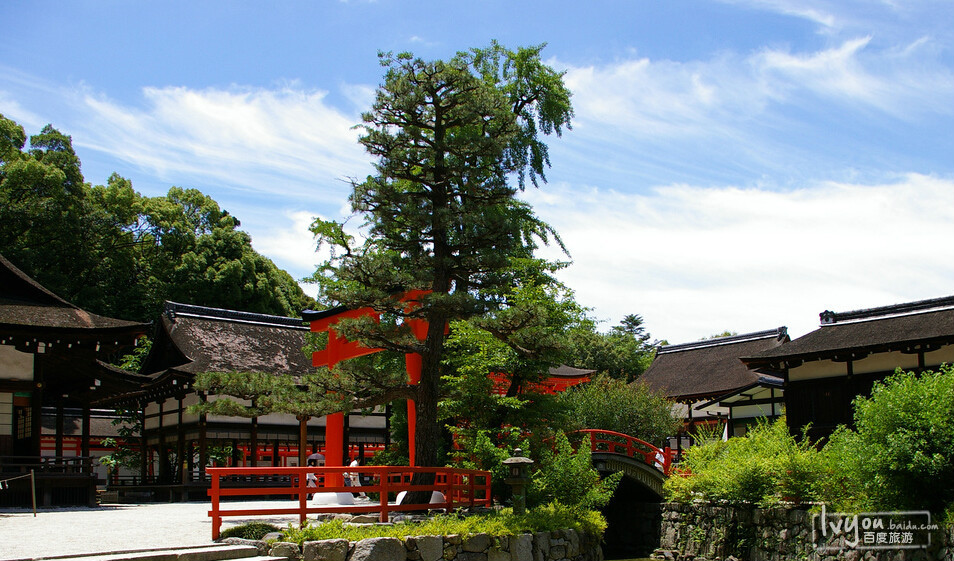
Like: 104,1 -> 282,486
563,35 -> 954,138
75,86 -> 372,204
526,173 -> 954,342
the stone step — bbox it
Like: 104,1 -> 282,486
21,544 -> 283,561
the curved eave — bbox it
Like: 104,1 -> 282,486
741,333 -> 954,369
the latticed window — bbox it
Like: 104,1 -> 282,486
16,407 -> 31,439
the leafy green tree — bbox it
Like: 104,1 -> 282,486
529,433 -> 622,510
441,261 -> 585,431
558,374 -> 681,446
0,114 -> 314,322
822,365 -> 954,513
567,316 -> 657,382
307,43 -> 573,468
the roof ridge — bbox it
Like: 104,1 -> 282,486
164,301 -> 307,329
1,253 -> 79,309
819,294 -> 954,326
658,326 -> 787,354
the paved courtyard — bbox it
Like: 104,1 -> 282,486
0,500 -> 308,560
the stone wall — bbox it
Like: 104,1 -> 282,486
654,502 -> 953,561
224,528 -> 602,561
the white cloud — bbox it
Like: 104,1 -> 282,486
563,36 -> 954,144
74,85 -> 373,204
526,174 -> 954,343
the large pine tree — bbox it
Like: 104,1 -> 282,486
308,43 -> 573,468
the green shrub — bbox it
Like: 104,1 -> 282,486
822,365 -> 954,513
664,417 -> 824,506
529,433 -> 622,510
450,426 -> 530,504
220,522 -> 280,540
281,502 -> 606,545
558,374 -> 682,447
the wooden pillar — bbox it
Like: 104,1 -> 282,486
198,393 -> 208,480
249,406 -> 259,467
343,413 -> 350,462
157,399 -> 169,482
81,403 -> 91,461
297,415 -> 309,467
177,395 -> 186,484
55,399 -> 65,461
139,407 -> 148,484
326,412 -> 344,485
405,353 -> 422,466
30,354 -> 45,457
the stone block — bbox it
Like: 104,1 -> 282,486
304,539 -> 350,561
412,535 -> 444,561
457,552 -> 488,561
488,549 -> 511,561
463,534 -> 491,553
221,537 -> 270,556
511,534 -> 533,561
352,537 -> 406,561
548,545 -> 566,560
270,541 -> 303,561
564,530 -> 579,557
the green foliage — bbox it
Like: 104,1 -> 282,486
220,522 -> 280,540
666,368 -> 954,516
0,114 -> 315,322
558,375 -> 681,447
529,433 -> 622,510
281,503 -> 605,545
450,427 -> 530,502
821,365 -> 954,513
664,418 -> 824,506
567,315 -> 657,382
307,43 -> 573,467
99,408 -> 143,472
440,264 -> 584,444
115,336 -> 152,372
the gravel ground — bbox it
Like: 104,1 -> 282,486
0,500 -> 309,560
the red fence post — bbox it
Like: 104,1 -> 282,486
298,467 -> 307,527
379,466 -> 390,523
209,468 -> 221,540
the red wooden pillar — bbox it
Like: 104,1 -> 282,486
325,412 -> 345,486
404,353 -> 422,467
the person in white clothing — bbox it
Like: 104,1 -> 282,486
349,457 -> 367,499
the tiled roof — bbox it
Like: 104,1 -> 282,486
146,301 -> 312,376
640,327 -> 788,400
0,253 -> 148,333
745,295 -> 954,365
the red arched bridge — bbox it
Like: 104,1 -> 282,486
575,429 -> 673,498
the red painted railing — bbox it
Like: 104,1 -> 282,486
575,429 -> 674,476
207,466 -> 491,540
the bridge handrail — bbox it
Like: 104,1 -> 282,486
206,465 -> 491,540
574,429 -> 673,476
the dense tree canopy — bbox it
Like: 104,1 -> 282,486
0,114 -> 314,322
567,313 -> 658,382
307,43 -> 573,468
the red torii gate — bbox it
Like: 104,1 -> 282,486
305,290 -> 431,471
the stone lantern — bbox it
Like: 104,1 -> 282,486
503,448 -> 534,514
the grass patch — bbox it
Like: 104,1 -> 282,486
221,522 -> 281,540
282,502 -> 606,545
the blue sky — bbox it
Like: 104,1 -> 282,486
3,0 -> 954,343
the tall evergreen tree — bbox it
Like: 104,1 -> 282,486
308,43 -> 573,468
